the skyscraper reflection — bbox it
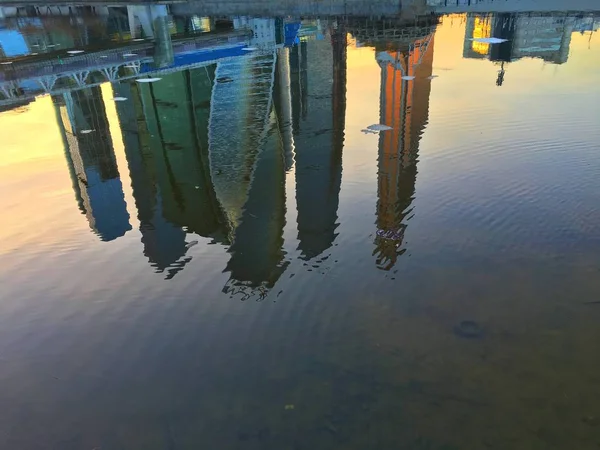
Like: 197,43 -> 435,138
112,79 -> 189,277
463,13 -> 576,85
209,48 -> 290,297
292,22 -> 347,261
373,29 -> 435,270
114,66 -> 229,278
53,87 -> 132,242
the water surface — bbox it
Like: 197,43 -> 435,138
1,6 -> 600,450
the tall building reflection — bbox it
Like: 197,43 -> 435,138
113,66 -> 230,278
4,8 -> 599,293
292,22 -> 347,261
463,13 -> 577,85
373,28 -> 435,270
208,46 -> 290,295
110,37 -> 293,289
53,87 -> 132,242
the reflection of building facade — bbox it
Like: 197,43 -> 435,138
113,79 -> 189,277
464,13 -> 575,64
374,32 -> 434,270
112,49 -> 292,289
292,23 -> 347,261
208,48 -> 289,294
114,66 -> 229,278
53,87 -> 131,241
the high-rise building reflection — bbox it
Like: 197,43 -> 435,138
113,65 -> 229,278
209,47 -> 290,296
463,13 -> 576,85
110,35 -> 292,289
112,79 -> 189,277
291,22 -> 347,261
53,87 -> 132,242
373,29 -> 435,270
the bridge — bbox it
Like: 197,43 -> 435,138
0,28 -> 252,107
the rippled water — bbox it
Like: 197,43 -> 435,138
1,5 -> 600,449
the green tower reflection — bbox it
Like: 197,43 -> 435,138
114,65 -> 227,278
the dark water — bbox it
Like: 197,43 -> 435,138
1,4 -> 600,449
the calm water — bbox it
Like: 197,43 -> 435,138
1,5 -> 600,449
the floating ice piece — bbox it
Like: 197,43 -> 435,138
367,124 -> 393,131
80,129 -> 94,134
427,75 -> 438,79
361,129 -> 379,135
1,61 -> 12,65
471,37 -> 508,44
401,75 -> 415,80
67,50 -> 85,55
242,47 -> 258,51
122,53 -> 138,57
112,97 -> 128,102
136,77 -> 162,83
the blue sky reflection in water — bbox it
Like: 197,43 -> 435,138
1,6 -> 600,449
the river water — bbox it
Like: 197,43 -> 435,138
1,6 -> 600,450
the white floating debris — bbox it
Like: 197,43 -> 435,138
132,38 -> 145,42
123,53 -> 138,57
31,53 -> 39,56
80,129 -> 94,134
124,65 -> 139,68
194,186 -> 200,189
367,124 -> 393,132
401,75 -> 415,81
99,55 -> 109,58
67,50 -> 85,55
361,129 -> 379,135
242,47 -> 258,51
427,75 -> 438,79
47,44 -> 57,48
1,61 -> 12,65
471,37 -> 508,44
112,97 -> 128,102
136,78 -> 162,83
